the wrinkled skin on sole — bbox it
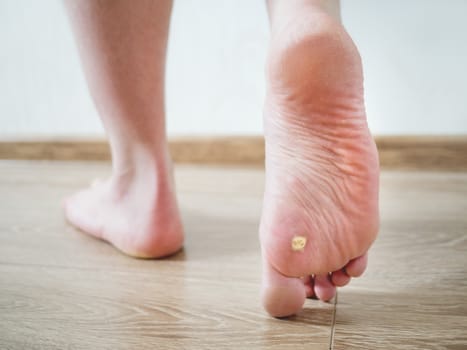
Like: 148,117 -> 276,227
260,12 -> 379,317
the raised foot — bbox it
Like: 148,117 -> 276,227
260,11 -> 379,317
64,160 -> 184,258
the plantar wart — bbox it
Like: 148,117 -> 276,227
291,235 -> 307,251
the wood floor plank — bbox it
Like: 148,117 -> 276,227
1,161 -> 466,349
0,161 -> 333,350
332,172 -> 467,350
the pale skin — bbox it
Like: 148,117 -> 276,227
64,0 -> 379,317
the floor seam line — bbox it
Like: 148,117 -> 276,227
329,291 -> 338,350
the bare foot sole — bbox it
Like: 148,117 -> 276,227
260,9 -> 379,317
64,154 -> 184,258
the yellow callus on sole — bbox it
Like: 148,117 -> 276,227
291,235 -> 307,251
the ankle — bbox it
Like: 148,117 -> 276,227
268,0 -> 341,26
109,144 -> 174,196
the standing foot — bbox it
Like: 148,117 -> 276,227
64,149 -> 184,258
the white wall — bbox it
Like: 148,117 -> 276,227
1,0 -> 466,137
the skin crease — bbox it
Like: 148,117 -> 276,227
63,0 -> 379,318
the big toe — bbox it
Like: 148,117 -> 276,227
261,258 -> 306,318
344,253 -> 368,277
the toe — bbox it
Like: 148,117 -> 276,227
313,274 -> 336,301
331,269 -> 351,287
261,258 -> 306,317
344,253 -> 368,277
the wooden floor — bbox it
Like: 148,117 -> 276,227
0,161 -> 466,349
